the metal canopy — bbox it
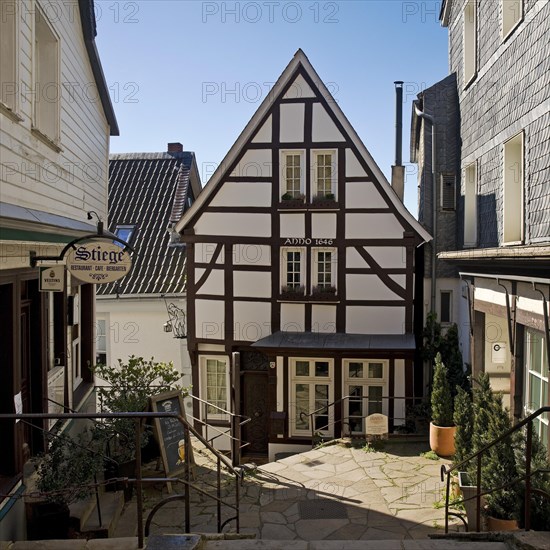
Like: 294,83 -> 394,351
251,331 -> 416,351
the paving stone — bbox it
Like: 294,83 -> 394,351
87,539 -> 139,550
325,522 -> 367,540
205,542 -> 307,549
13,543 -> 87,550
360,526 -> 407,540
260,511 -> 286,524
261,523 -> 296,540
294,519 -> 348,540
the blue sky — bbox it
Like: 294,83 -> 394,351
95,0 -> 449,216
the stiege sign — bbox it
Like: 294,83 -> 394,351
66,241 -> 132,284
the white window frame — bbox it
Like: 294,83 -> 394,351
312,150 -> 337,201
33,3 -> 60,144
502,0 -> 523,40
503,132 -> 524,245
524,329 -> 549,446
281,247 -> 306,292
463,0 -> 477,87
343,360 -> 388,434
289,358 -> 334,437
0,0 -> 19,115
201,356 -> 230,420
439,290 -> 453,324
280,150 -> 305,199
95,317 -> 108,366
464,162 -> 478,247
312,247 -> 337,292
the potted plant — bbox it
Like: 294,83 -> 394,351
280,285 -> 306,300
452,385 -> 473,497
279,192 -> 305,208
92,356 -> 183,499
429,353 -> 456,456
310,285 -> 337,301
28,429 -> 103,539
311,193 -> 338,208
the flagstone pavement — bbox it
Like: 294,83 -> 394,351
117,439 -> 462,542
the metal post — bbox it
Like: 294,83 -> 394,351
235,471 -> 240,533
444,470 -> 450,533
135,418 -> 144,548
476,454 -> 482,532
184,428 -> 191,533
217,456 -> 222,532
525,422 -> 532,531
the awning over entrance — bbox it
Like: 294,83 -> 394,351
251,331 -> 416,352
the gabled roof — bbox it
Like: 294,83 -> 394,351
175,49 -> 431,243
97,151 -> 199,296
78,0 -> 119,135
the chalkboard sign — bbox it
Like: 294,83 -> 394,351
150,391 -> 194,479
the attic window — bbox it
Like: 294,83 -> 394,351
114,225 -> 136,247
440,174 -> 456,211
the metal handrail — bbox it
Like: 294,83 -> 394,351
440,406 -> 550,533
0,411 -> 242,548
299,394 -> 428,444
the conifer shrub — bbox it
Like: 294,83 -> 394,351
431,353 -> 454,427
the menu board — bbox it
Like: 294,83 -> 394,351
150,391 -> 194,478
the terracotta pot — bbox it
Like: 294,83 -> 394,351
429,422 -> 456,457
486,516 -> 519,531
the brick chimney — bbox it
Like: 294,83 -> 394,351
167,142 -> 183,153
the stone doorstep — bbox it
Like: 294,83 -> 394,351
78,491 -> 125,538
431,530 -> 550,549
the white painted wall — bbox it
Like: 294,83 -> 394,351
311,305 -> 336,333
280,213 -> 305,238
345,181 -> 388,209
345,214 -> 404,239
1,0 -> 110,222
95,297 -> 192,389
366,247 -> 406,269
280,103 -> 305,142
281,303 -> 305,332
251,115 -> 272,143
233,244 -> 271,266
283,74 -> 315,99
195,213 -> 271,237
195,268 -> 225,295
346,274 -> 402,301
195,243 -> 224,264
345,149 -> 367,177
195,299 -> 225,339
233,301 -> 271,341
233,271 -> 271,298
230,149 -> 272,178
311,213 -> 337,239
312,103 -> 344,142
209,181 -> 271,207
394,359 -> 405,426
346,306 -> 405,334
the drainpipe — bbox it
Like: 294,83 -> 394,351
414,101 -> 437,341
391,81 -> 405,201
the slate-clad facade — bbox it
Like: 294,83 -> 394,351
176,51 -> 430,460
96,145 -> 201,389
416,0 -> 549,447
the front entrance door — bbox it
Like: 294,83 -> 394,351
240,351 -> 269,456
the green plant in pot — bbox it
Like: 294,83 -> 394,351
429,353 -> 456,456
29,429 -> 103,540
92,356 -> 183,496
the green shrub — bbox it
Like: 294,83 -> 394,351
431,353 -> 454,427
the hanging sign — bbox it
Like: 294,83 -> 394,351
65,241 -> 132,284
39,265 -> 65,292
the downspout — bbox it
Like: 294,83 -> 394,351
414,101 -> 437,339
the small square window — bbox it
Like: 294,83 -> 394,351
440,291 -> 452,324
368,363 -> 384,379
295,361 -> 309,376
315,361 -> 329,377
349,362 -> 363,378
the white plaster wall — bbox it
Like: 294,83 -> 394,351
346,306 -> 405,334
389,275 -> 406,288
280,214 -> 305,238
195,268 -> 224,295
280,103 -> 305,142
195,299 -> 225,339
311,305 -> 336,333
233,301 -> 271,341
194,243 -> 224,264
312,213 -> 337,239
251,115 -> 272,143
345,181 -> 387,209
346,247 -> 367,269
230,149 -> 272,178
345,214 -> 404,239
312,103 -> 344,142
197,343 -> 226,352
394,359 -> 405,426
484,313 -> 512,375
233,244 -> 271,266
95,298 -> 192,388
233,271 -> 271,298
206,426 -> 231,452
283,74 -> 315,99
281,303 -> 305,332
209,182 -> 271,207
366,247 -> 406,269
345,149 -> 367,177
195,213 -> 271,237
474,279 -> 508,307
346,274 -> 402,301
517,282 -> 547,316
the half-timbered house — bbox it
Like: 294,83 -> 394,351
175,50 -> 431,461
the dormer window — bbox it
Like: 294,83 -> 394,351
114,224 -> 136,247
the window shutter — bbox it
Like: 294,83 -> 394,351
440,173 -> 456,211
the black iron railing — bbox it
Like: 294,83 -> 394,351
440,406 -> 550,533
0,411 -> 243,549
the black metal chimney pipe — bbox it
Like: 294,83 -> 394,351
394,81 -> 404,166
